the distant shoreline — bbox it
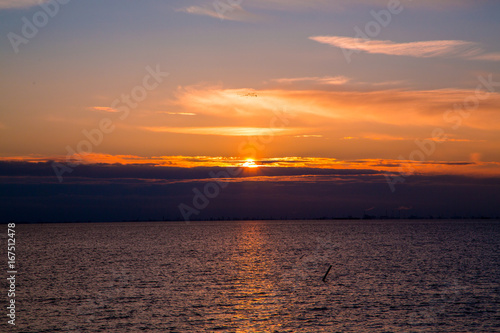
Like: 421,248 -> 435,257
3,216 -> 499,224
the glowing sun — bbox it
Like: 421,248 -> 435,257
242,158 -> 259,168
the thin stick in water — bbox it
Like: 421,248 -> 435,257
322,264 -> 332,282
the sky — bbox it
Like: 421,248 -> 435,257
1,0 -> 500,221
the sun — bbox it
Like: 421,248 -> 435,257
242,158 -> 259,168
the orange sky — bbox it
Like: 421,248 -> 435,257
1,0 -> 500,178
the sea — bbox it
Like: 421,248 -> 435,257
7,220 -> 500,332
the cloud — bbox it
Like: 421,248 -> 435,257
90,106 -> 119,113
175,1 -> 474,25
247,0 -> 474,11
365,80 -> 409,87
157,112 -> 196,116
177,6 -> 224,20
471,53 -> 500,61
310,36 -> 483,59
0,0 -> 472,12
178,0 -> 332,17
2,155 -> 500,178
169,86 -> 500,131
176,4 -> 255,22
294,134 -> 323,138
2,159 -> 499,222
0,0 -> 52,9
271,76 -> 350,85
140,126 -> 302,137
361,134 -> 407,141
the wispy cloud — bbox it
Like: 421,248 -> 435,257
90,106 -> 119,113
368,80 -> 408,87
294,134 -> 323,138
175,1 -> 477,23
361,134 -> 407,141
140,126 -> 302,137
177,6 -> 224,20
168,86 -> 500,132
176,5 -> 255,22
157,112 -> 196,116
248,0 -> 473,11
342,134 -> 484,142
0,0 -> 49,9
310,36 -> 482,59
0,0 -> 474,12
271,76 -> 350,85
471,53 -> 500,62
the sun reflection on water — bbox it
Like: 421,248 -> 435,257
228,222 -> 287,332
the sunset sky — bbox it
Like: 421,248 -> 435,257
1,0 -> 500,221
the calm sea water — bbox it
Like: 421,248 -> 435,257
8,220 -> 500,332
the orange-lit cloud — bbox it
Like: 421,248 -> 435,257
168,86 -> 500,131
140,126 -> 302,137
294,134 -> 323,138
361,134 -> 407,141
271,76 -> 350,85
2,154 -> 500,177
367,80 -> 408,87
158,112 -> 196,116
0,154 -> 51,163
90,106 -> 119,113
